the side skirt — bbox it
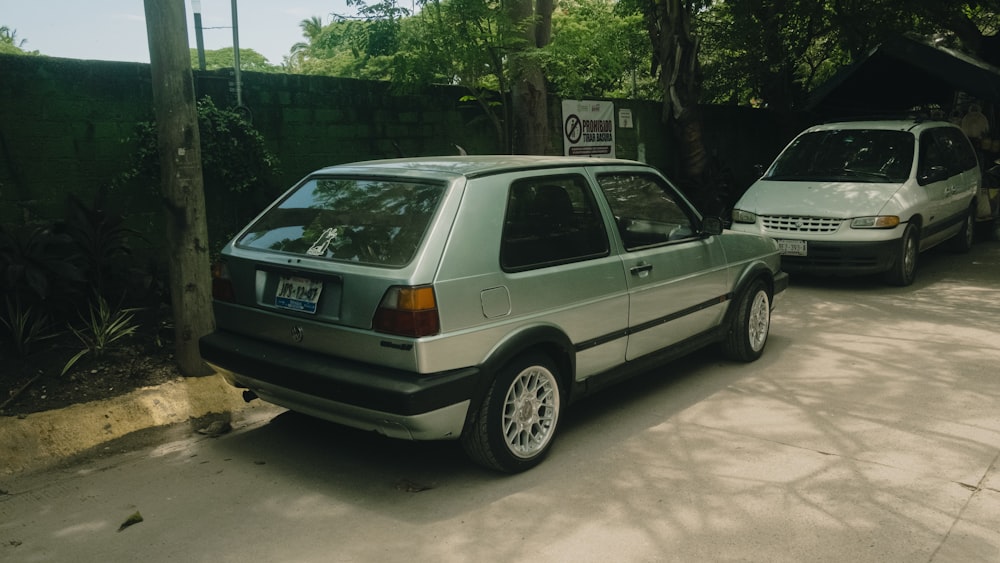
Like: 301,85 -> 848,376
569,326 -> 726,402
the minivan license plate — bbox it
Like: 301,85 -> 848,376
777,239 -> 807,256
275,276 -> 323,314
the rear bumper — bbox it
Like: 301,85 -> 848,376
199,331 -> 479,440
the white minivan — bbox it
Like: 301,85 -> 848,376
730,119 -> 981,286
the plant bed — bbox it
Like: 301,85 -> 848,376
1,307 -> 181,417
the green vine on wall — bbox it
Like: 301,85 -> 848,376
119,97 -> 280,194
117,97 -> 281,255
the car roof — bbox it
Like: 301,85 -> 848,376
311,155 -> 645,180
805,119 -> 959,134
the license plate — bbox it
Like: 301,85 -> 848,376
777,239 -> 807,256
275,275 -> 323,314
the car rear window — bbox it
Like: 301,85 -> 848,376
236,176 -> 446,267
767,129 -> 915,183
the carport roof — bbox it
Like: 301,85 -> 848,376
806,35 -> 1000,117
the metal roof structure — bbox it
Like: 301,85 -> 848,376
806,35 -> 1000,117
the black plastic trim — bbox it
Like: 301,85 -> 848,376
200,331 -> 479,416
629,295 -> 733,335
575,294 -> 732,354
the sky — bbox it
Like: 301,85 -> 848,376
2,0 -> 356,66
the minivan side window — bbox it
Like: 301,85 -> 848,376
500,175 -> 609,271
937,127 -> 979,172
918,128 -> 975,185
596,173 -> 698,250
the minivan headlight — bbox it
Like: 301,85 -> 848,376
731,209 -> 757,224
850,216 -> 900,229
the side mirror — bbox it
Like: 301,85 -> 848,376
701,216 -> 724,236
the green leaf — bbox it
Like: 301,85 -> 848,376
117,511 -> 144,532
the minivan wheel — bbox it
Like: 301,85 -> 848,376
949,205 -> 975,253
722,279 -> 771,362
885,224 -> 919,286
461,353 -> 562,473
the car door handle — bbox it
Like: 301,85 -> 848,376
630,263 -> 653,277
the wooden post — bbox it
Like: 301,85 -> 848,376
143,0 -> 215,376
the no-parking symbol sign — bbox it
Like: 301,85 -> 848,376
562,100 -> 615,158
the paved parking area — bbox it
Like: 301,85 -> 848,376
1,240 -> 999,562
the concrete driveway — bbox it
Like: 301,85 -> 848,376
2,241 -> 999,562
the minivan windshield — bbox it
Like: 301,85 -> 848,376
237,176 -> 445,267
765,129 -> 915,183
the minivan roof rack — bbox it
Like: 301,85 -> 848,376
822,112 -> 933,124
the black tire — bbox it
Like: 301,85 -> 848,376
722,279 -> 771,362
884,223 -> 919,286
949,205 -> 975,253
461,353 -> 562,473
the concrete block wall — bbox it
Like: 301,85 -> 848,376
0,53 -> 794,243
0,56 -> 155,224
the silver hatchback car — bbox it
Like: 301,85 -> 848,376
200,156 -> 788,472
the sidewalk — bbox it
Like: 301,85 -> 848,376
0,374 -> 272,475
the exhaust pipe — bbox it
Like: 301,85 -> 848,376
242,389 -> 259,402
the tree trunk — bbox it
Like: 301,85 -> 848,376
143,0 -> 215,376
510,62 -> 549,155
645,0 -> 718,211
507,0 -> 552,155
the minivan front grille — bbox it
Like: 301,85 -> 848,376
761,215 -> 842,234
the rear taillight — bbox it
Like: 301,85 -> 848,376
373,286 -> 440,337
211,261 -> 235,302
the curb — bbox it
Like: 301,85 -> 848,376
0,373 -> 269,475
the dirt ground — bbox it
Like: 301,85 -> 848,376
0,307 -> 181,417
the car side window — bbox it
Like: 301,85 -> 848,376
500,174 -> 609,271
918,130 -> 947,184
937,127 -> 978,172
596,173 -> 698,251
918,128 -> 969,185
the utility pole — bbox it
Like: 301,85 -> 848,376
193,0 -> 206,70
143,0 -> 215,376
231,0 -> 242,106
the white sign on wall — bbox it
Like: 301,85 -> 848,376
562,99 -> 615,158
618,108 -> 633,129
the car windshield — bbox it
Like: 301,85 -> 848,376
236,176 -> 446,267
765,129 -> 915,183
